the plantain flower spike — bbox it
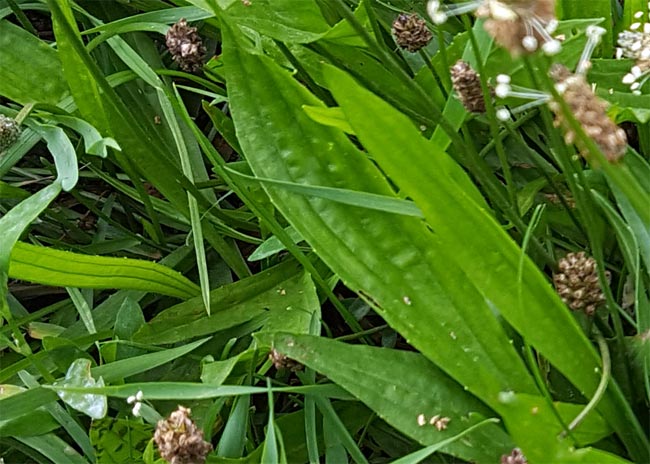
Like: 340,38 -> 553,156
427,0 -> 560,56
617,10 -> 650,94
392,13 -> 433,52
501,448 -> 528,464
495,25 -> 627,162
154,406 -> 213,464
0,115 -> 21,152
553,252 -> 610,316
450,60 -> 490,112
166,19 -> 206,73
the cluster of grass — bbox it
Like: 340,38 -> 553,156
0,0 -> 648,462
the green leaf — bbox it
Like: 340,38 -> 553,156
324,64 -> 649,461
54,359 -> 107,420
222,18 -> 538,416
270,333 -> 513,463
0,21 -> 68,105
91,338 -> 210,382
218,0 -> 330,43
133,260 -> 316,344
9,242 -> 200,299
391,419 -> 500,464
303,105 -> 354,134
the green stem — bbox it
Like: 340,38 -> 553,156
560,329 -> 610,437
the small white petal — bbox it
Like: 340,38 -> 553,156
631,82 -> 641,90
633,89 -> 642,95
644,23 -> 650,34
632,65 -> 643,77
542,40 -> 561,55
522,35 -> 538,51
135,390 -> 144,401
496,108 -> 511,121
631,22 -> 641,30
132,402 -> 142,417
634,11 -> 644,19
641,49 -> 650,60
127,395 -> 136,404
616,48 -> 624,59
623,73 -> 637,84
496,74 -> 511,84
555,82 -> 567,94
608,88 -> 614,94
632,41 -> 643,51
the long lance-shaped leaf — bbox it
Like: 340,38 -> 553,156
9,242 -> 199,299
268,332 -> 514,463
324,65 -> 649,462
221,21 -> 538,409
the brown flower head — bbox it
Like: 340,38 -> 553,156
166,19 -> 206,73
428,0 -> 560,56
392,13 -> 433,52
0,115 -> 21,152
553,252 -> 610,316
154,406 -> 213,464
549,64 -> 627,162
501,448 -> 528,464
450,60 -> 490,112
269,348 -> 303,372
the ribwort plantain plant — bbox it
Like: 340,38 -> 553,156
0,0 -> 648,463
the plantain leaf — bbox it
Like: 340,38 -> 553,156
269,333 -> 513,463
9,242 -> 199,299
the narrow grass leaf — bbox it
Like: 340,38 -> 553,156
225,167 -> 423,218
159,87 -> 211,315
91,338 -> 209,382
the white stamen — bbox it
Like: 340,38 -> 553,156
496,74 -> 511,84
586,26 -> 606,39
495,83 -> 511,98
545,19 -> 559,34
542,40 -> 561,55
496,108 -> 511,121
489,1 -> 518,21
576,27 -> 606,74
522,35 -> 538,51
623,73 -> 637,84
